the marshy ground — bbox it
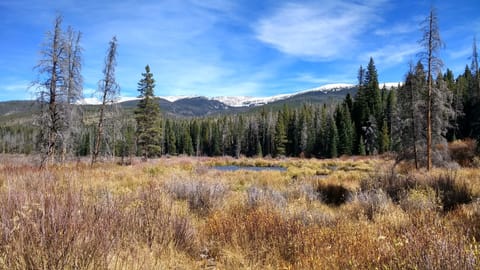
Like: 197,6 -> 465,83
0,155 -> 479,269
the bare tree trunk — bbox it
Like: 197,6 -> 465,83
92,99 -> 106,165
39,16 -> 63,169
426,12 -> 434,171
410,84 -> 419,170
91,36 -> 118,165
419,8 -> 443,171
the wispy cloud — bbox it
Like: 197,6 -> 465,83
0,81 -> 32,100
255,0 -> 386,60
363,43 -> 420,68
293,73 -> 353,84
0,0 -> 478,101
374,22 -> 418,36
447,46 -> 471,60
71,0 -> 236,97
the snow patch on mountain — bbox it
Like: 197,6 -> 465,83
78,83 -> 401,106
161,95 -> 200,102
77,96 -> 140,105
212,83 -> 357,107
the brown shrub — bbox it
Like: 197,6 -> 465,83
315,183 -> 352,206
361,168 -> 473,212
0,173 -> 117,269
449,139 -> 477,167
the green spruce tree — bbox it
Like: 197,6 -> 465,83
135,65 -> 162,159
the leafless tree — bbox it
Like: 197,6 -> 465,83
60,27 -> 83,162
92,36 -> 119,165
34,15 -> 83,168
418,7 -> 444,170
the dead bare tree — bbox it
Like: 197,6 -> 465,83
419,7 -> 444,170
34,15 -> 83,168
60,27 -> 83,162
92,36 -> 119,165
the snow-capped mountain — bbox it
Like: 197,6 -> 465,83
78,83 -> 400,107
1,82 -> 402,118
210,83 -> 357,107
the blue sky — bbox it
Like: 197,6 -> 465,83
0,0 -> 479,101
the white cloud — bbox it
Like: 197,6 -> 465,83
363,43 -> 420,67
0,81 -> 32,100
255,0 -> 386,60
293,73 -> 354,84
73,0 -> 246,98
83,87 -> 96,96
374,22 -> 417,36
4,82 -> 29,92
447,46 -> 471,60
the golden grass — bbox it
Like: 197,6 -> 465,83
0,154 -> 478,269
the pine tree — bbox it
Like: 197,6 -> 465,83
365,57 -> 382,122
353,65 -> 370,154
165,119 -> 177,155
363,115 -> 377,155
274,111 -> 287,157
298,105 -> 310,156
191,120 -> 201,156
327,115 -> 338,158
336,103 -> 354,155
319,105 -> 329,157
182,126 -> 194,155
135,65 -> 162,159
358,135 -> 366,156
385,88 -> 396,143
467,37 -> 480,142
380,120 -> 390,153
256,140 -> 263,157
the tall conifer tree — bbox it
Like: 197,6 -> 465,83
135,65 -> 162,159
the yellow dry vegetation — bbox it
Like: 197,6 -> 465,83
0,155 -> 478,269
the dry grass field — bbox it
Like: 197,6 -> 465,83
0,155 -> 479,269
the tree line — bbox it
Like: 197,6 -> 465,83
1,9 -> 479,169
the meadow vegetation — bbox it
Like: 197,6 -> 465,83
0,154 -> 479,269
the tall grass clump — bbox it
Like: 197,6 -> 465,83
360,169 -> 416,203
361,166 -> 474,212
354,189 -> 391,220
0,170 -> 118,269
449,139 -> 477,167
165,179 -> 228,216
125,183 -> 197,254
246,186 -> 287,209
427,172 -> 473,211
204,204 -> 318,267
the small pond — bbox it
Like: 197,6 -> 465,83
212,165 -> 287,172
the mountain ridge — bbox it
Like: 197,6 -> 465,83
0,83 -> 400,119
77,82 -> 400,107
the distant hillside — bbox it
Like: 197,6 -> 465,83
119,97 -> 247,117
0,100 -> 39,124
0,84 -> 363,123
257,86 -> 358,111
